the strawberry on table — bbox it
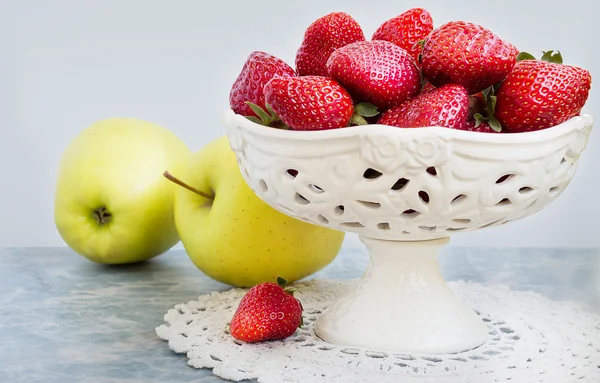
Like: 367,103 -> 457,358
263,75 -> 355,131
230,277 -> 303,343
327,40 -> 421,110
421,21 -> 518,95
229,51 -> 296,118
295,12 -> 365,77
493,51 -> 592,132
378,83 -> 469,129
372,7 -> 434,67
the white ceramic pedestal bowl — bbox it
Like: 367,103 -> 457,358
222,109 -> 594,355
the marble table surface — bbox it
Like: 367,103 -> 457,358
1,243 -> 599,383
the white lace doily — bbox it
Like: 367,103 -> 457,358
156,279 -> 600,383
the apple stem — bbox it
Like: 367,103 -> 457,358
163,171 -> 214,200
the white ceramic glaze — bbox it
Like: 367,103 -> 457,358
222,109 -> 594,354
315,236 -> 488,354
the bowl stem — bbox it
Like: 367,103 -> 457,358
314,236 -> 488,354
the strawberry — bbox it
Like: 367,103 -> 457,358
493,51 -> 592,132
263,75 -> 355,130
421,21 -> 518,95
295,12 -> 365,77
230,277 -> 303,343
326,40 -> 421,110
229,51 -> 296,118
371,7 -> 434,66
378,84 -> 469,129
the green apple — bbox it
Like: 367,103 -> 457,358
54,118 -> 191,264
165,135 -> 345,287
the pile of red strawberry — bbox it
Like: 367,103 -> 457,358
229,9 -> 592,133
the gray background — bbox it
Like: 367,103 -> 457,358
0,0 -> 597,248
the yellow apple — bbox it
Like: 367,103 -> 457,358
54,118 -> 191,264
166,135 -> 345,287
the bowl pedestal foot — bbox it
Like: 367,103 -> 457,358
314,236 -> 488,354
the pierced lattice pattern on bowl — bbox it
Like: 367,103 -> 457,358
223,110 -> 593,241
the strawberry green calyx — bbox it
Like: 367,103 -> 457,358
516,52 -> 536,61
244,101 -> 289,129
415,39 -> 427,64
276,276 -> 289,289
474,112 -> 502,132
473,86 -> 503,132
276,276 -> 302,296
349,115 -> 368,126
517,50 -> 563,64
541,50 -> 563,64
355,102 -> 379,117
350,102 -> 380,126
